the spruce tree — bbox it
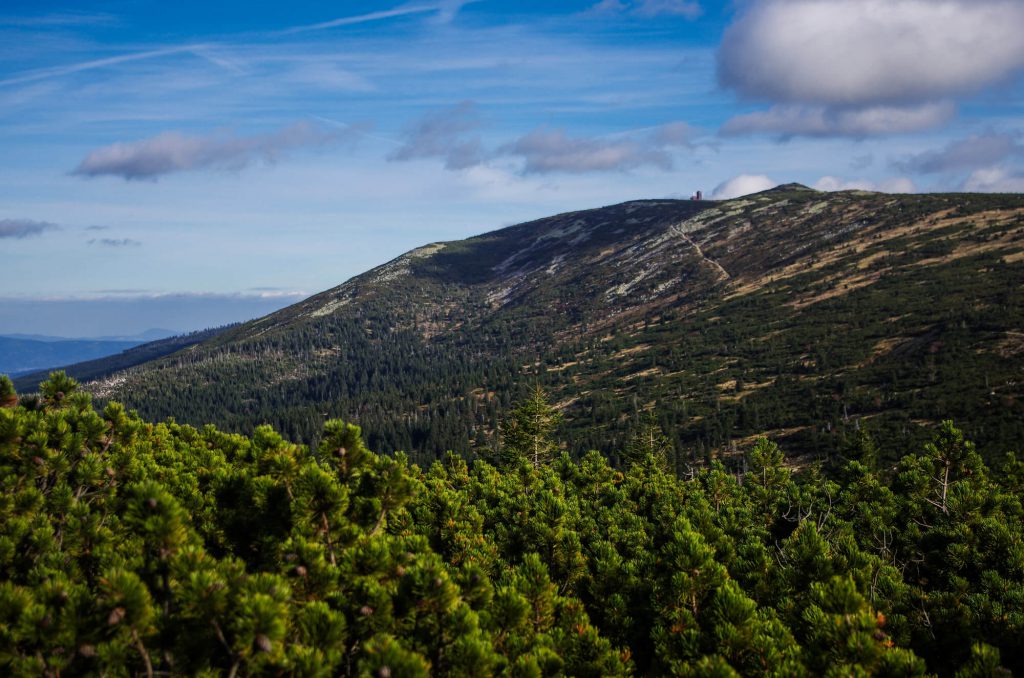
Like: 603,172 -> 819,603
624,411 -> 671,470
500,386 -> 562,468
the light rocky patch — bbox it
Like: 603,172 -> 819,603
310,296 -> 352,318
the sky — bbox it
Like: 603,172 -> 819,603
2,0 -> 1023,336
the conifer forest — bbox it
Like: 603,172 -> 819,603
0,372 -> 1021,676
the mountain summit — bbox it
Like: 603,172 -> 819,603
53,186 -> 1024,465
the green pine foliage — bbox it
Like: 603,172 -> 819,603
499,386 -> 563,469
0,372 -> 1021,675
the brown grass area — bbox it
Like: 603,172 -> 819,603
726,206 -> 1024,303
787,269 -> 890,309
546,361 -> 579,372
620,367 -> 661,382
994,331 -> 1024,358
611,344 -> 651,359
913,228 -> 1024,268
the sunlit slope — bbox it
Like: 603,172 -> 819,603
79,186 -> 1024,464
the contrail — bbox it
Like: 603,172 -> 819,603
278,5 -> 437,35
0,44 -> 214,87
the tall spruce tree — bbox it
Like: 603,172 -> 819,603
500,386 -> 562,468
623,410 -> 672,471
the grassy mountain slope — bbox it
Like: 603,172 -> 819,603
68,186 -> 1024,466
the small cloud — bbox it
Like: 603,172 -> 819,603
895,132 -> 1024,174
284,62 -> 376,93
962,167 -> 1024,193
651,121 -> 698,148
88,238 -> 141,247
434,0 -> 479,24
0,218 -> 59,239
500,127 -> 672,174
72,121 -> 352,181
388,101 -> 485,170
720,102 -> 954,139
590,0 -> 702,19
711,174 -> 778,199
813,176 -> 915,193
85,224 -> 110,231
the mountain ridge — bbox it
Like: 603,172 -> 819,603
28,186 -> 1024,466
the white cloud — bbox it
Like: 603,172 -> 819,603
501,128 -> 671,174
389,107 -> 700,174
722,102 -> 954,138
711,174 -> 778,199
814,176 -> 915,193
73,121 -> 350,181
719,0 -> 1024,107
717,0 -> 1024,137
499,122 -> 698,174
896,132 -> 1024,174
962,167 -> 1024,193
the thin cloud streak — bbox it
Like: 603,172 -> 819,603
0,44 -> 216,88
0,12 -> 119,27
279,5 -> 439,35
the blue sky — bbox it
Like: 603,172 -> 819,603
2,0 -> 1023,336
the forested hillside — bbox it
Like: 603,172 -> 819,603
1,374 -> 1020,676
71,186 -> 1024,468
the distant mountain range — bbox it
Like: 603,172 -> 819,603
2,329 -> 177,344
0,329 -> 177,376
19,185 -> 1024,466
0,337 -> 142,376
11,326 -> 235,386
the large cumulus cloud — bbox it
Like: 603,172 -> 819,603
717,0 -> 1024,137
